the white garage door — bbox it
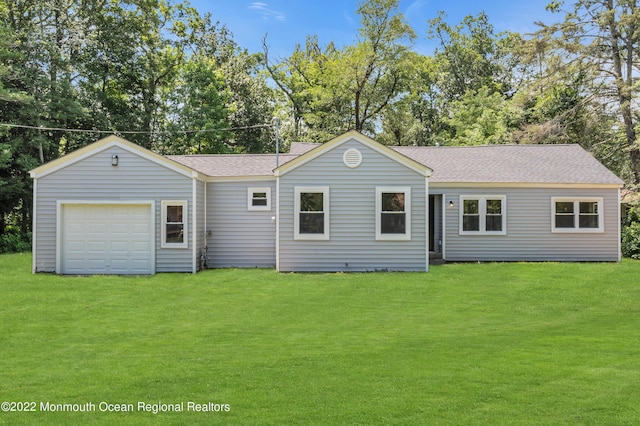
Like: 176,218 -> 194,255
61,204 -> 154,274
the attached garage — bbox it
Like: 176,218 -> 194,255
58,202 -> 155,275
30,136 -> 204,274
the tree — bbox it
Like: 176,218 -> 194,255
221,50 -> 275,153
538,0 -> 640,184
264,0 -> 416,142
263,35 -> 339,141
377,52 -> 442,145
342,0 -> 416,133
159,56 -> 231,154
445,86 -> 519,145
428,11 -> 519,102
0,0 -> 277,244
400,11 -> 526,146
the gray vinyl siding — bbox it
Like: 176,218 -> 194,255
34,146 -> 195,273
436,186 -> 620,262
206,180 -> 276,268
278,139 -> 427,272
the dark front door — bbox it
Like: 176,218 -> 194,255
429,195 -> 435,252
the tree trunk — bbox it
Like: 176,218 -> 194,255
354,90 -> 362,131
605,0 -> 640,184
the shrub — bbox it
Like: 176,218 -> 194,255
622,206 -> 640,259
0,230 -> 31,253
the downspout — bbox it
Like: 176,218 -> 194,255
203,180 -> 207,268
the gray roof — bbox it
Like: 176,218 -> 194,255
393,144 -> 623,185
167,154 -> 298,177
288,142 -> 320,155
168,143 -> 622,185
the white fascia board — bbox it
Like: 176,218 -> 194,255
431,182 -> 623,189
205,175 -> 276,183
30,136 -> 201,180
275,130 -> 431,178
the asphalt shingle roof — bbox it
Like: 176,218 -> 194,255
393,144 -> 623,185
167,154 -> 299,177
168,143 -> 623,185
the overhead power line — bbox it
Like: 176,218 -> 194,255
0,122 -> 274,135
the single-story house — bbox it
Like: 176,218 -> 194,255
29,130 -> 624,274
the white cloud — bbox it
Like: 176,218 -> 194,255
249,2 -> 286,22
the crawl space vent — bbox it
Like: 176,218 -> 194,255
343,148 -> 363,168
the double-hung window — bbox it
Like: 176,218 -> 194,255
161,200 -> 188,248
294,187 -> 330,240
376,187 -> 411,241
459,195 -> 506,235
552,197 -> 603,232
247,187 -> 271,211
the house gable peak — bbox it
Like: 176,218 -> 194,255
29,135 -> 203,180
274,130 -> 432,177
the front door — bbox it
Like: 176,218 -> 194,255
429,194 -> 442,253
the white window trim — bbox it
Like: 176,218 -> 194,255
459,195 -> 507,235
247,187 -> 271,211
376,186 -> 412,241
161,200 -> 188,248
551,197 -> 604,233
294,187 -> 330,240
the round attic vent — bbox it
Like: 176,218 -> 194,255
343,148 -> 363,168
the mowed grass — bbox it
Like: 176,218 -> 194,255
1,253 -> 640,425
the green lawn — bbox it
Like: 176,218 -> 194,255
1,253 -> 640,425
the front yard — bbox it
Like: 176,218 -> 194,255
1,253 -> 639,425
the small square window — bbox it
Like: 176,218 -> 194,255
247,187 -> 271,211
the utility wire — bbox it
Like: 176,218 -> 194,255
0,122 -> 274,135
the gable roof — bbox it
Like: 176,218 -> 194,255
30,132 -> 623,187
29,135 -> 204,180
288,142 -> 321,155
168,153 -> 298,177
275,130 -> 432,177
393,144 -> 623,186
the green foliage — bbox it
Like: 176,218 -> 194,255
0,229 -> 30,253
265,0 -> 416,142
158,56 -> 231,154
535,0 -> 640,184
0,0 -> 275,235
622,207 -> 640,259
428,11 -> 516,102
444,86 -> 520,145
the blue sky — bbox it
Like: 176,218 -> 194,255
188,0 -> 561,57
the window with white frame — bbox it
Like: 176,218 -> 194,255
247,187 -> 271,211
161,200 -> 188,248
459,195 -> 506,235
294,187 -> 330,240
552,197 -> 603,232
376,187 -> 411,241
